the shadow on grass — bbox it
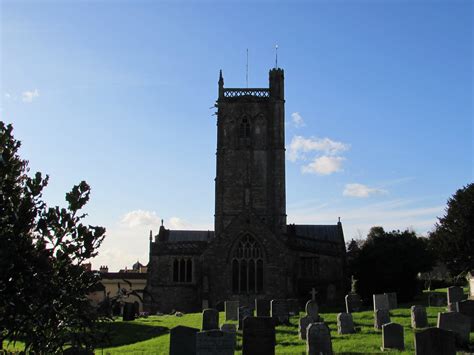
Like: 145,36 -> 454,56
96,321 -> 168,348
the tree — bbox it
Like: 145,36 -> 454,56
352,227 -> 434,302
429,183 -> 474,278
0,122 -> 107,352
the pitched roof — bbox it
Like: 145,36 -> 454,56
287,224 -> 345,256
291,224 -> 343,243
167,230 -> 214,242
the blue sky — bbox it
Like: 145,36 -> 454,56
1,0 -> 472,270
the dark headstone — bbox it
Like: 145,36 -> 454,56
221,323 -> 236,333
225,301 -> 239,321
337,312 -> 355,334
429,292 -> 447,307
381,322 -> 404,350
447,286 -> 463,305
437,311 -> 470,347
242,316 -> 275,355
255,299 -> 271,317
414,327 -> 455,355
122,303 -> 135,321
196,329 -> 235,355
287,298 -> 300,316
345,293 -> 362,313
169,325 -> 199,355
238,306 -> 253,330
202,308 -> 219,331
411,305 -> 428,328
385,292 -> 398,309
456,299 -> 474,331
270,299 -> 289,324
299,315 -> 312,340
373,294 -> 389,311
306,322 -> 333,355
305,300 -> 319,320
374,309 -> 390,330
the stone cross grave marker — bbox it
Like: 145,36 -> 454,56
202,308 -> 219,331
238,306 -> 253,330
374,309 -> 390,330
411,305 -> 428,328
456,299 -> 474,331
306,322 -> 333,355
437,311 -> 470,347
169,325 -> 199,355
337,313 -> 355,334
196,329 -> 235,355
270,299 -> 289,324
309,288 -> 318,301
255,299 -> 271,317
381,322 -> 404,351
414,327 -> 455,355
345,293 -> 362,313
373,294 -> 389,311
242,316 -> 275,355
225,301 -> 239,321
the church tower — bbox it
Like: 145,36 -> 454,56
214,68 -> 287,235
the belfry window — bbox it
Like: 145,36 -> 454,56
172,258 -> 193,283
231,235 -> 264,293
239,118 -> 251,138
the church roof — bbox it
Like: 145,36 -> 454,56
167,230 -> 214,242
291,224 -> 343,243
287,224 -> 345,256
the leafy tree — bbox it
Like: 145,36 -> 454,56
0,122 -> 106,352
429,183 -> 474,278
352,227 -> 434,302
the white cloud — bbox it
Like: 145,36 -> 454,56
288,136 -> 349,162
22,89 -> 39,103
343,183 -> 387,198
168,217 -> 189,229
4,93 -> 11,100
302,155 -> 345,175
121,209 -> 161,228
291,112 -> 305,128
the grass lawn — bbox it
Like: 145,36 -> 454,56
4,303 -> 473,354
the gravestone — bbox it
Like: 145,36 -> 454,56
221,324 -> 236,333
306,322 -> 333,355
411,305 -> 428,328
287,299 -> 300,316
337,313 -> 355,334
202,308 -> 219,331
385,292 -> 398,309
429,293 -> 447,307
242,316 -> 275,355
345,294 -> 362,313
225,301 -> 239,321
414,327 -> 455,355
196,330 -> 235,355
373,294 -> 389,311
169,325 -> 199,355
255,299 -> 271,317
270,299 -> 289,324
456,299 -> 474,331
299,315 -> 313,340
122,303 -> 135,321
447,286 -> 463,306
202,300 -> 209,310
381,322 -> 404,350
238,306 -> 253,330
305,300 -> 319,320
437,311 -> 470,347
374,309 -> 390,330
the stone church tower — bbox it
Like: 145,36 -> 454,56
144,68 -> 346,313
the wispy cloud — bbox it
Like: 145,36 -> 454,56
22,89 -> 39,103
291,112 -> 305,128
288,136 -> 349,162
302,155 -> 345,175
343,183 -> 387,198
121,209 -> 161,228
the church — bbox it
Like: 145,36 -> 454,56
144,67 -> 347,313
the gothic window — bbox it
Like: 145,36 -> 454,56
300,257 -> 319,278
231,235 -> 264,294
239,118 -> 251,138
172,257 -> 193,283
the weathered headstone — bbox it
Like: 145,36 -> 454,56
221,324 -> 236,333
122,303 -> 135,321
238,306 -> 253,330
305,300 -> 319,320
270,299 -> 289,324
225,301 -> 239,321
374,309 -> 390,330
169,325 -> 199,355
381,322 -> 404,350
345,294 -> 362,313
456,299 -> 474,331
299,315 -> 313,340
373,294 -> 389,311
414,327 -> 455,355
385,292 -> 398,310
437,311 -> 470,347
196,330 -> 235,355
337,312 -> 355,334
411,305 -> 428,328
429,292 -> 447,307
447,286 -> 463,306
287,299 -> 300,316
202,308 -> 219,331
255,299 -> 271,317
242,316 -> 275,355
306,322 -> 333,355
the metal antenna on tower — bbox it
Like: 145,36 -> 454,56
275,44 -> 278,68
246,48 -> 249,88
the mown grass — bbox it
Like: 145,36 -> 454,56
3,288 -> 473,354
